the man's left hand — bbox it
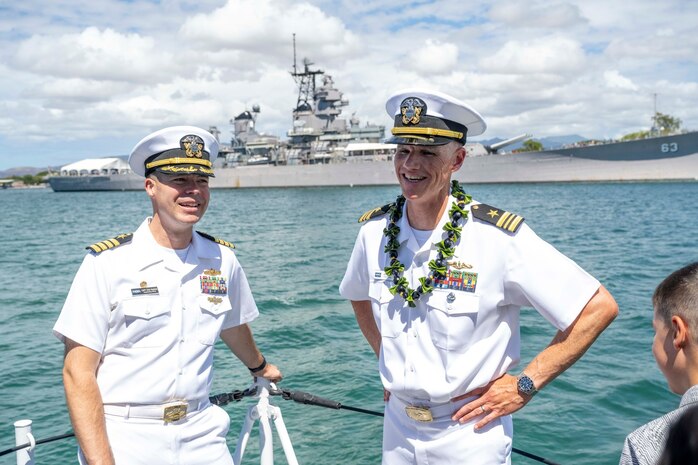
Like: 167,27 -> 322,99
450,373 -> 531,430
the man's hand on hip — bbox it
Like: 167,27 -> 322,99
450,374 -> 531,430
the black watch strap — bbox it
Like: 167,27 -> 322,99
248,356 -> 267,373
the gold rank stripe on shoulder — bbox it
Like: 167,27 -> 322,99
471,203 -> 525,233
197,231 -> 235,249
358,203 -> 395,223
86,233 -> 133,254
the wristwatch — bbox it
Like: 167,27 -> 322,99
517,373 -> 538,397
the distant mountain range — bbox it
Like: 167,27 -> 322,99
0,166 -> 60,179
0,135 -> 589,177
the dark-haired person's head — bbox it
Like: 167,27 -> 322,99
652,262 -> 698,395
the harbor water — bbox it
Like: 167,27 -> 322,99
1,181 -> 696,464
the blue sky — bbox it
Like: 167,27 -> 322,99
1,0 -> 697,170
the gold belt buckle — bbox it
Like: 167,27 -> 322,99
163,402 -> 188,423
405,406 -> 433,422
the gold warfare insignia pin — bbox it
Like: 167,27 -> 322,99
203,269 -> 222,276
207,296 -> 223,304
181,134 -> 204,158
448,260 -> 473,270
400,97 -> 426,125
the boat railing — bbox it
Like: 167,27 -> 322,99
6,380 -> 560,465
7,379 -> 297,465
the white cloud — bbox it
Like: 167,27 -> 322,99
13,27 -> 175,83
24,79 -> 133,104
180,0 -> 359,60
489,1 -> 587,28
603,70 -> 638,91
605,32 -> 698,63
480,37 -> 586,75
403,40 -> 459,75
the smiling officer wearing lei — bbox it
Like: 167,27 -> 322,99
339,89 -> 619,464
54,126 -> 282,465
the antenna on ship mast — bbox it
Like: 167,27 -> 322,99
293,33 -> 297,76
289,34 -> 324,113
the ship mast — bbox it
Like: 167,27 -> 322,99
290,33 -> 323,113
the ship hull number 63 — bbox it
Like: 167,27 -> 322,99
661,142 -> 679,153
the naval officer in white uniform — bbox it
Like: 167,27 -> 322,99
339,89 -> 618,464
54,126 -> 282,465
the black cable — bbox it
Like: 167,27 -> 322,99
0,432 -> 75,457
275,388 -> 561,465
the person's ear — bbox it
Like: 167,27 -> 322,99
451,145 -> 466,172
671,315 -> 689,350
144,177 -> 156,198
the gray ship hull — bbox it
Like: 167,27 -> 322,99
211,131 -> 698,187
48,132 -> 698,192
49,175 -> 144,192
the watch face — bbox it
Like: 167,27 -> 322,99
518,375 -> 536,395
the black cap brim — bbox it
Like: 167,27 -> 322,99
385,135 -> 454,146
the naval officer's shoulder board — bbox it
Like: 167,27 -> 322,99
358,202 -> 396,223
471,203 -> 525,233
86,233 -> 134,254
197,231 -> 235,249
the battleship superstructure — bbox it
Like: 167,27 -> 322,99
221,106 -> 282,166
215,56 -> 387,169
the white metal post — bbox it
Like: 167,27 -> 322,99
232,380 -> 299,465
14,419 -> 35,465
233,409 -> 255,464
256,391 -> 274,465
270,407 -> 299,465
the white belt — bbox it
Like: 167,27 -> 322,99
103,398 -> 209,423
392,395 -> 475,422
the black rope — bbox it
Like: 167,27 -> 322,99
0,432 -> 75,457
2,386 -> 561,465
271,388 -> 561,465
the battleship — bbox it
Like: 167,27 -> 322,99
48,57 -> 698,192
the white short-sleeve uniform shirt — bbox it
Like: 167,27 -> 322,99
54,218 -> 259,404
340,197 -> 600,403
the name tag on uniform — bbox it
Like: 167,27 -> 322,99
373,270 -> 387,280
131,287 -> 159,296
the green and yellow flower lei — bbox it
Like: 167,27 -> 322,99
383,180 -> 472,307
